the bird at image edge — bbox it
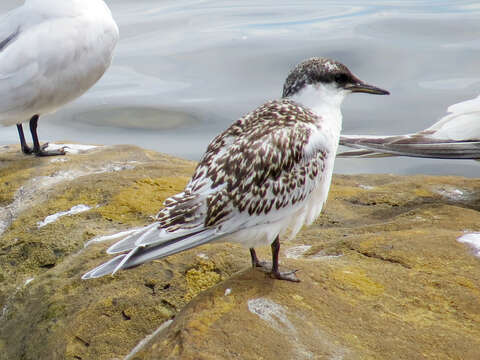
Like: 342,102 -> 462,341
339,94 -> 480,159
83,57 -> 389,282
0,0 -> 118,156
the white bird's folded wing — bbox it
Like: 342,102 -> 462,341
339,95 -> 480,159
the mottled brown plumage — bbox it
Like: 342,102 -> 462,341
83,57 -> 389,282
155,99 -> 328,234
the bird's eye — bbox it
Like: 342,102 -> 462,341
334,73 -> 349,84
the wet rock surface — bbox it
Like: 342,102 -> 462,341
0,144 -> 479,360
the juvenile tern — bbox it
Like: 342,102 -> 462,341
83,57 -> 389,282
0,0 -> 118,156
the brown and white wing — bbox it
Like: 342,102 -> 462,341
193,100 -> 329,234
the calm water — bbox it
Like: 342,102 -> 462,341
1,0 -> 479,177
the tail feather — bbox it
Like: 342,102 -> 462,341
107,223 -> 204,254
337,148 -> 394,158
82,254 -> 128,279
106,223 -> 158,254
82,228 -> 222,279
119,229 -> 219,269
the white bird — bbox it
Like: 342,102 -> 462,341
0,0 -> 118,156
339,94 -> 480,159
83,57 -> 389,282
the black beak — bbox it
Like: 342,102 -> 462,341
346,82 -> 390,95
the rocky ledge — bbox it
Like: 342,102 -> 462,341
0,144 -> 479,360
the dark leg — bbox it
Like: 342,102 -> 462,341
29,115 -> 65,157
16,124 -> 33,154
270,236 -> 300,282
250,248 -> 267,268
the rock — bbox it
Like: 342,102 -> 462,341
0,144 -> 479,360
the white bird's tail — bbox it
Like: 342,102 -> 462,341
82,224 -> 221,279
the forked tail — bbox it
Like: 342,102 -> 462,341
82,224 -> 220,279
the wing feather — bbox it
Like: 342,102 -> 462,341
191,99 -> 329,232
339,94 -> 480,159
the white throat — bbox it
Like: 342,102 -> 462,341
289,83 -> 346,116
289,83 -> 347,133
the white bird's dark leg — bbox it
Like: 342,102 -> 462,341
29,115 -> 66,156
250,248 -> 268,268
270,236 -> 300,282
16,124 -> 33,154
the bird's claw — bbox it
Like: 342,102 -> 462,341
253,262 -> 301,282
270,269 -> 300,282
34,144 -> 67,157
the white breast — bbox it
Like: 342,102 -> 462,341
285,83 -> 346,239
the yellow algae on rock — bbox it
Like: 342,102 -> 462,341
414,188 -> 435,198
0,157 -> 35,205
0,168 -> 34,205
98,176 -> 190,223
184,259 -> 223,302
333,267 -> 385,297
329,184 -> 366,199
187,296 -> 236,334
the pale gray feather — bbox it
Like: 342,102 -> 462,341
339,94 -> 480,159
106,223 -> 208,254
82,228 -> 221,279
339,135 -> 480,159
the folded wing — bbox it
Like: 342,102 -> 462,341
339,95 -> 480,159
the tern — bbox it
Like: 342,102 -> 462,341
83,57 -> 389,282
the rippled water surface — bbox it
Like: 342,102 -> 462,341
1,0 -> 479,176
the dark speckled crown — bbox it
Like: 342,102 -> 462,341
282,57 -> 356,98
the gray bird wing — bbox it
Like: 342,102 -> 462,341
339,94 -> 480,159
0,6 -> 56,121
338,134 -> 480,159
